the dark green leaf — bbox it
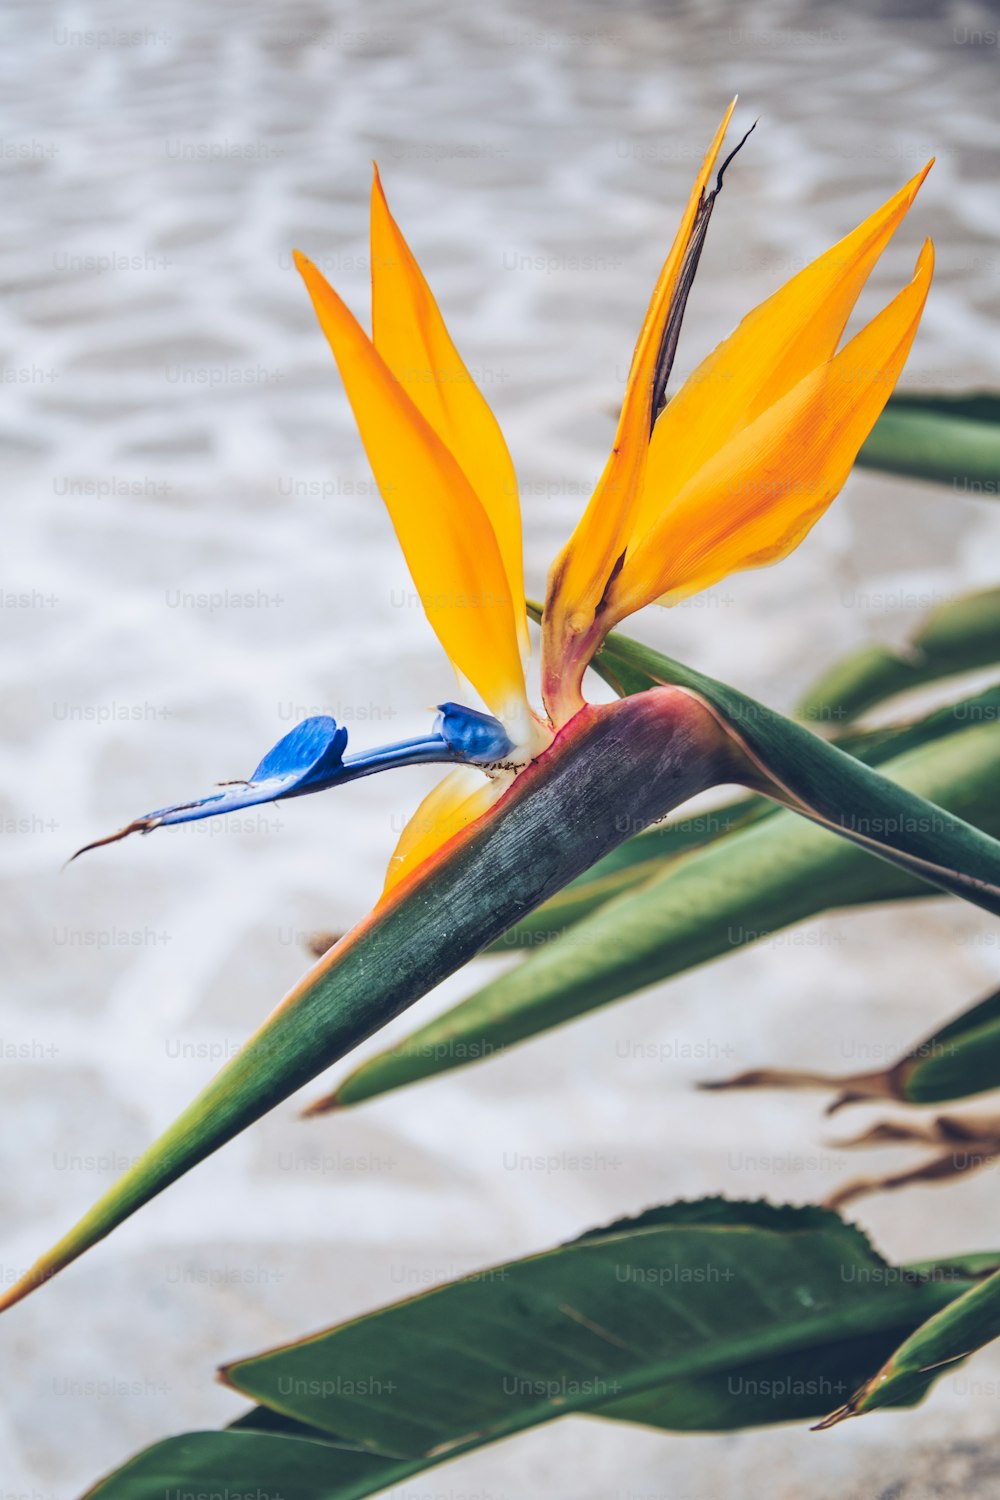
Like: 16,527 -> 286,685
83,1201 -> 1000,1497
224,1200 -> 959,1449
82,1428 -> 425,1500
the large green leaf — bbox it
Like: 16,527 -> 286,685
856,391 -> 1000,490
706,984 -> 1000,1111
796,586 -> 1000,724
331,713 -> 1000,1107
83,1201 -> 1000,1498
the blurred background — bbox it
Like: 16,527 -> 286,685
3,0 -> 1000,1493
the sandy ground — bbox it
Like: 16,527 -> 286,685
3,0 -> 1000,1494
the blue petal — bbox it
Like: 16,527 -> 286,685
250,716 -> 349,787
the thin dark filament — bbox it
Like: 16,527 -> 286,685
649,119 -> 759,432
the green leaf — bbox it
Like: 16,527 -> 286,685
821,1255 -> 1000,1425
796,586 -> 1000,724
706,984 -> 1000,1111
83,1429 -> 423,1500
221,1200 -> 968,1444
332,709 -> 1000,1106
901,988 -> 1000,1103
856,391 -> 1000,491
83,1201 -> 1000,1498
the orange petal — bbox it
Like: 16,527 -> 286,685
629,163 -> 933,545
382,765 -> 504,894
295,251 -> 527,724
370,168 -> 528,654
541,100 -> 738,719
611,241 -> 934,614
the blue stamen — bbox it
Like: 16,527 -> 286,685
70,704 -> 516,858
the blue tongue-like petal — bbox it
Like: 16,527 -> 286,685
250,716 -> 349,785
69,704 -> 517,860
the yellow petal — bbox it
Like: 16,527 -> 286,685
630,162 -> 933,545
611,241 -> 934,614
295,250 -> 527,723
541,100 -> 738,719
370,167 -> 528,654
382,765 -> 504,894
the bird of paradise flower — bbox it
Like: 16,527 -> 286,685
75,99 -> 932,895
4,102 -> 953,1316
